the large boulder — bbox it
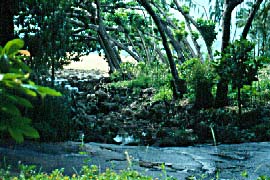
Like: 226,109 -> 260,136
95,90 -> 109,102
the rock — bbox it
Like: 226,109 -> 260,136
121,108 -> 134,116
134,108 -> 149,119
100,77 -> 112,83
86,103 -> 98,115
130,101 -> 138,110
86,94 -> 96,101
141,87 -> 155,97
3,141 -> 270,179
99,102 -> 119,114
95,90 -> 109,101
149,102 -> 168,120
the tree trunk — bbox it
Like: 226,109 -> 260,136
186,21 -> 203,62
95,0 -> 121,73
138,0 -> 186,98
242,0 -> 264,39
173,0 -> 213,60
151,2 -> 186,63
0,1 -> 16,46
215,0 -> 244,107
237,86 -> 242,118
194,81 -> 214,109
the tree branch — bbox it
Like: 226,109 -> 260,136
242,0 -> 264,39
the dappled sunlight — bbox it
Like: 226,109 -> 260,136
63,53 -> 136,76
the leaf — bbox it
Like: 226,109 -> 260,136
8,128 -> 24,143
18,50 -> 31,56
36,86 -> 62,97
6,95 -> 33,108
3,39 -> 24,56
3,73 -> 24,80
20,125 -> 40,139
1,104 -> 21,116
20,87 -> 37,97
14,117 -> 32,124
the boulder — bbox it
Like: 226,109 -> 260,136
95,90 -> 109,101
99,102 -> 119,114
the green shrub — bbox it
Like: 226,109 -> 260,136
0,164 -> 155,180
1,163 -> 269,180
0,39 -> 61,143
109,61 -> 173,101
179,58 -> 215,108
152,86 -> 173,102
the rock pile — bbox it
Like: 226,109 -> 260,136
54,69 -> 198,146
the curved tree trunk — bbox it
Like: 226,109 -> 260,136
186,20 -> 204,62
137,0 -> 186,98
242,0 -> 264,39
215,0 -> 244,107
95,0 -> 121,73
150,2 -> 186,63
173,0 -> 214,60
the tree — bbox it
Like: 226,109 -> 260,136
16,0 -> 75,85
215,0 -> 264,107
2,0 -> 266,107
248,1 -> 270,56
137,0 -> 186,98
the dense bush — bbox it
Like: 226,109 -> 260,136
26,90 -> 76,142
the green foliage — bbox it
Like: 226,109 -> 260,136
214,39 -> 266,89
110,61 -> 171,88
0,164 -> 154,180
1,163 -> 269,180
257,175 -> 270,180
179,58 -> 216,99
228,66 -> 270,106
174,22 -> 188,41
191,31 -> 200,41
181,5 -> 190,14
0,39 -> 61,143
196,18 -> 217,47
28,92 -> 75,142
110,62 -> 137,81
152,86 -> 173,102
109,61 -> 173,102
16,0 -> 75,72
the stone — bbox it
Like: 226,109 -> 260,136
99,102 -> 119,114
141,87 -> 155,96
121,108 -> 134,116
86,103 -> 98,115
95,90 -> 109,101
2,141 -> 270,179
86,94 -> 96,101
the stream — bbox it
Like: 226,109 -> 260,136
1,141 -> 270,179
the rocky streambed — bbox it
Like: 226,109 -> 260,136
52,69 -> 200,146
51,69 -> 270,146
1,141 -> 270,179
